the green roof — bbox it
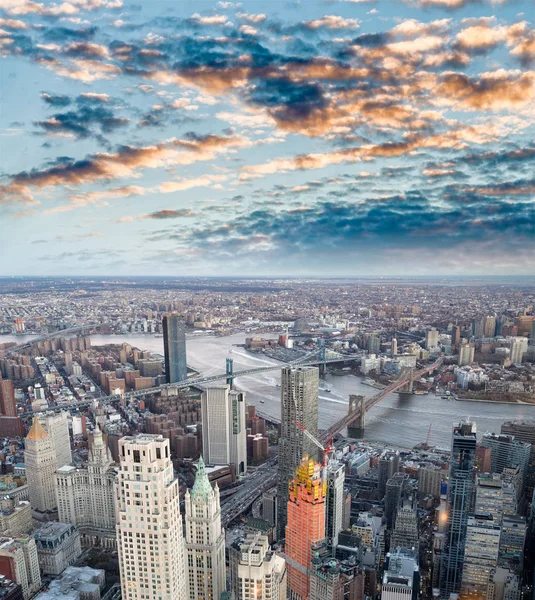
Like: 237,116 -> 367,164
191,456 -> 214,501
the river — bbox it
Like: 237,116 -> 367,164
4,332 -> 535,449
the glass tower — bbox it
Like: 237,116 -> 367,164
163,314 -> 187,383
440,420 -> 477,599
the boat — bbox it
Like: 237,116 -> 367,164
260,400 -> 265,404
325,387 -> 332,393
276,384 -> 281,388
413,390 -> 429,395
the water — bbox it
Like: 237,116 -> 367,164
4,332 -> 535,449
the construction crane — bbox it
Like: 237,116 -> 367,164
425,422 -> 432,447
293,420 -> 335,481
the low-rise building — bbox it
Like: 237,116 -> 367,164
34,523 -> 81,576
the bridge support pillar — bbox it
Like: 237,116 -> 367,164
347,394 -> 365,438
226,358 -> 234,388
399,369 -> 414,394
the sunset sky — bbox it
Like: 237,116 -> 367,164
0,0 -> 534,277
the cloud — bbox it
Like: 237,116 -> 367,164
145,209 -> 197,219
1,0 -> 123,17
41,92 -> 72,107
409,0 -> 509,8
45,185 -> 144,213
0,18 -> 28,29
190,13 -> 230,26
0,134 -> 248,204
302,16 -> 360,31
157,175 -> 227,193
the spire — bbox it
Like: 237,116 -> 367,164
191,456 -> 214,501
93,423 -> 104,446
26,417 -> 48,441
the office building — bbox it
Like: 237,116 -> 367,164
37,412 -> 72,470
34,522 -> 81,576
262,489 -> 278,535
116,435 -> 188,600
325,460 -> 345,547
230,533 -> 287,600
309,540 -> 364,600
378,453 -> 398,497
483,316 -> 497,338
381,548 -> 419,600
418,466 -> 442,499
24,418 -> 57,516
499,515 -> 526,576
0,536 -> 41,600
163,315 -> 187,383
425,328 -> 439,349
480,433 -> 530,479
0,500 -> 32,538
367,335 -> 381,355
476,474 -> 505,525
458,342 -> 475,366
501,420 -> 535,499
184,457 -> 226,600
385,473 -> 407,530
286,456 -> 326,600
0,377 -> 16,418
391,506 -> 418,551
451,326 -> 461,349
461,513 -> 500,596
487,567 -> 521,600
201,385 -> 247,478
277,366 -> 319,538
509,338 -> 525,364
440,420 -> 477,599
55,426 -> 116,548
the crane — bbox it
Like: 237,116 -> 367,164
293,420 -> 335,481
425,422 -> 432,447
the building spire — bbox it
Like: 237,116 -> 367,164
191,456 -> 213,500
26,416 -> 48,441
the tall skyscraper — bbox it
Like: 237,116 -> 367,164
458,342 -> 475,366
25,417 -> 57,516
201,385 -> 247,477
325,460 -> 345,548
116,435 -> 188,600
451,326 -> 461,349
230,533 -> 287,600
440,420 -> 477,599
391,506 -> 419,551
277,366 -> 319,538
162,314 -> 187,383
0,376 -> 16,417
37,412 -> 72,469
425,327 -> 439,349
461,513 -> 500,596
285,456 -> 326,600
55,426 -> 116,548
480,433 -> 530,480
184,457 -> 226,600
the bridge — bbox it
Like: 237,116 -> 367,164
6,323 -> 95,354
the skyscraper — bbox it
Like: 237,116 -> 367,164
55,426 -> 116,548
201,385 -> 247,477
184,457 -> 226,600
391,506 -> 419,551
325,460 -> 345,548
116,434 -> 188,600
461,513 -> 500,596
425,327 -> 439,349
277,366 -> 319,538
230,533 -> 287,600
0,376 -> 16,417
285,456 -> 326,600
440,420 -> 477,599
25,417 -> 57,516
480,433 -> 530,480
37,412 -> 72,470
162,314 -> 187,383
382,548 -> 420,600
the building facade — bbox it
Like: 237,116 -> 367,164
162,315 -> 187,383
184,457 -> 226,600
55,426 -> 116,548
24,418 -> 57,516
277,366 -> 319,538
34,522 -> 82,576
115,435 -> 188,600
37,412 -> 72,470
201,385 -> 247,478
325,460 -> 345,548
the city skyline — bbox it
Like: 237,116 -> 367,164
1,0 -> 534,277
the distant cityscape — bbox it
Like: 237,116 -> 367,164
0,277 -> 532,599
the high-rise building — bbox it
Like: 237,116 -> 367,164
418,465 -> 442,499
309,540 -> 364,600
55,426 -> 116,548
230,533 -> 287,600
476,474 -> 505,525
391,337 -> 398,356
262,489 -> 278,535
37,412 -> 72,470
0,536 -> 41,600
509,338 -> 525,365
162,314 -> 187,383
483,316 -> 497,338
115,435 -> 188,600
480,433 -> 530,480
385,473 -> 407,530
501,420 -> 535,500
440,420 -> 477,599
277,366 -> 319,538
0,376 -> 16,417
487,567 -> 521,600
382,548 -> 419,600
425,328 -> 439,349
461,513 -> 500,596
367,335 -> 381,355
473,317 -> 485,339
201,385 -> 247,477
184,457 -> 226,600
325,460 -> 345,548
451,326 -> 461,349
499,515 -> 526,576
286,456 -> 326,600
378,453 -> 397,497
24,418 -> 57,516
458,342 -> 475,366
391,506 -> 418,551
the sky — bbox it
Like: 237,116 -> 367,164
0,0 -> 534,277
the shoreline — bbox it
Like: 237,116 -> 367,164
457,396 -> 534,406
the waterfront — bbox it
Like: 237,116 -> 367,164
4,332 -> 535,448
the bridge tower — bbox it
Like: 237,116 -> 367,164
399,368 -> 414,394
318,339 -> 326,375
226,357 -> 234,388
347,394 -> 366,438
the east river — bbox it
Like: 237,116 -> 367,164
5,332 -> 535,449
